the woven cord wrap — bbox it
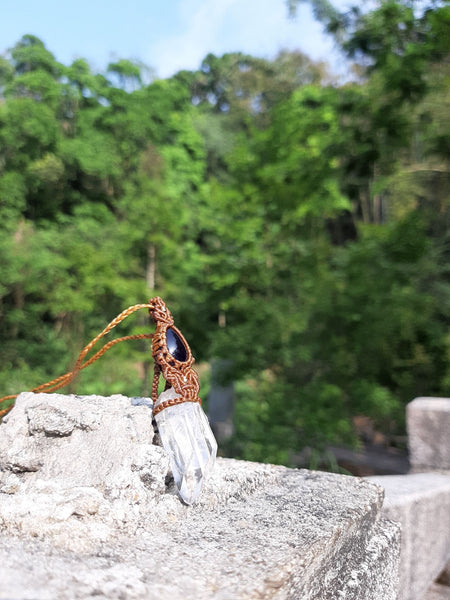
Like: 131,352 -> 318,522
0,303 -> 154,418
153,395 -> 201,417
149,296 -> 202,417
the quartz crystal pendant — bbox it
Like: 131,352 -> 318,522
154,388 -> 218,505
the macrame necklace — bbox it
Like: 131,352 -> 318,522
0,297 -> 218,505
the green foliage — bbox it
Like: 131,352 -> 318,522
1,7 -> 449,467
0,172 -> 27,228
10,35 -> 60,76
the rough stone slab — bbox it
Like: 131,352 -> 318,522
0,468 -> 400,600
0,393 -> 401,599
407,397 -> 450,471
370,473 -> 450,600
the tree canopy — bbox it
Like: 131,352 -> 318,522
1,0 -> 450,466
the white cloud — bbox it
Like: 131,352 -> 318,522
149,0 -> 241,77
147,0 -> 337,78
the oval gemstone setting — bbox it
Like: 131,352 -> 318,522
166,328 -> 188,362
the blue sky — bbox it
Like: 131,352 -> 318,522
0,0 -> 348,78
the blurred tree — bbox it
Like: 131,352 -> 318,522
1,8 -> 450,469
179,50 -> 329,120
199,1 -> 450,462
107,59 -> 143,91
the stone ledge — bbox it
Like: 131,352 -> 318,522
369,473 -> 450,600
407,397 -> 450,472
0,393 -> 400,599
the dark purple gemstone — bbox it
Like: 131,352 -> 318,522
166,328 -> 188,362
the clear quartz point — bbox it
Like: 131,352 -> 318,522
154,388 -> 218,505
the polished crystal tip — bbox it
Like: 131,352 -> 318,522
154,388 -> 218,505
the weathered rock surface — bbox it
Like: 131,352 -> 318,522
370,473 -> 450,600
0,392 -> 401,599
408,397 -> 450,472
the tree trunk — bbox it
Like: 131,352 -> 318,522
146,244 -> 156,291
142,243 -> 157,396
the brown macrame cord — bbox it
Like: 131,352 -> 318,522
0,298 -> 202,420
149,297 -> 202,416
0,303 -> 154,419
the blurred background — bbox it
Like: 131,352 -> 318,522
0,0 -> 449,474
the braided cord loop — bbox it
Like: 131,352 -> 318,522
149,297 -> 201,412
152,395 -> 201,417
0,303 -> 154,418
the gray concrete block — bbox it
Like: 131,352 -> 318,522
0,392 -> 401,599
407,397 -> 450,471
370,473 -> 450,600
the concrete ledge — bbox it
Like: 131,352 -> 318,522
407,397 -> 450,471
0,392 -> 401,599
369,473 -> 450,600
